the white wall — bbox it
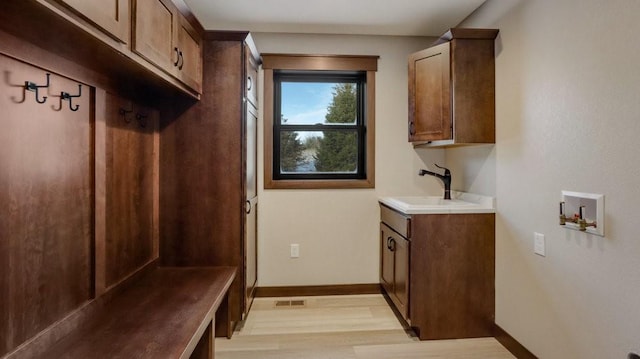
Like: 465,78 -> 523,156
253,33 -> 446,286
451,0 -> 640,357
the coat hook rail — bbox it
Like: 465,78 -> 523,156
25,73 -> 50,104
59,84 -> 82,111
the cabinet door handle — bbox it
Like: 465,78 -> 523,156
389,238 -> 396,252
178,50 -> 184,70
174,47 -> 180,67
245,200 -> 252,214
247,76 -> 252,91
387,236 -> 395,251
409,121 -> 415,136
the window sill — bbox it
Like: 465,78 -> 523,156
264,178 -> 374,190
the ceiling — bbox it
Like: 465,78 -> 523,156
183,0 -> 487,37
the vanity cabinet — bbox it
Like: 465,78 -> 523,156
132,0 -> 203,93
57,0 -> 130,43
379,203 -> 495,340
408,28 -> 498,146
380,222 -> 409,320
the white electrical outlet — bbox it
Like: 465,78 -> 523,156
534,232 -> 545,257
290,244 -> 300,258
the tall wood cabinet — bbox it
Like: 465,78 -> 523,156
408,28 -> 498,146
160,31 -> 260,332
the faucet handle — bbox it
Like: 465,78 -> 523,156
434,163 -> 451,176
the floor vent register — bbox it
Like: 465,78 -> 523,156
274,300 -> 306,308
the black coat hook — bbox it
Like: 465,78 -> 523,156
59,84 -> 82,111
135,113 -> 148,128
25,73 -> 50,104
119,106 -> 133,123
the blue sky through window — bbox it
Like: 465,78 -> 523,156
281,82 -> 334,125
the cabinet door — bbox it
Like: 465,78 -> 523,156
245,44 -> 259,108
59,0 -> 130,43
176,15 -> 203,93
132,0 -> 177,73
380,224 -> 395,295
244,104 -> 258,315
393,236 -> 409,319
408,42 -> 451,142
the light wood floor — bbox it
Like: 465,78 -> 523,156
215,295 -> 515,358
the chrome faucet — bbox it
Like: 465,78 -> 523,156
419,164 -> 451,200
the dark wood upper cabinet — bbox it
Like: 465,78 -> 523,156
176,15 -> 203,93
409,28 -> 499,147
57,0 -> 130,43
132,0 -> 203,93
132,0 -> 176,72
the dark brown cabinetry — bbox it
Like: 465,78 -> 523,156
58,0 -> 130,43
132,0 -> 203,93
408,28 -> 499,146
160,31 -> 260,332
380,204 -> 495,340
380,211 -> 410,320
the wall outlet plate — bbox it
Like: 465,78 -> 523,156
290,244 -> 300,258
534,232 -> 545,256
561,191 -> 604,236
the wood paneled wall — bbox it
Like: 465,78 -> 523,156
0,54 -> 94,355
0,51 -> 160,356
104,93 -> 159,289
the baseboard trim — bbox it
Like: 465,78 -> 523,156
493,324 -> 538,359
255,283 -> 382,297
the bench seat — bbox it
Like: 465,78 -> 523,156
29,267 -> 235,359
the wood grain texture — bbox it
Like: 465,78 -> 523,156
160,37 -> 247,326
104,93 -> 158,288
0,0 -> 199,100
0,55 -> 94,356
450,37 -> 496,144
408,42 -> 451,142
410,213 -> 495,340
37,267 -> 235,359
176,14 -> 203,93
3,260 -> 158,359
409,28 -> 498,146
216,295 -> 514,359
57,0 -> 130,44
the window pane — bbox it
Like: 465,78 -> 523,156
280,130 -> 359,174
280,82 -> 357,125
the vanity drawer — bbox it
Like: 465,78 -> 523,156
380,204 -> 411,238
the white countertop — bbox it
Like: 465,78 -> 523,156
379,192 -> 495,214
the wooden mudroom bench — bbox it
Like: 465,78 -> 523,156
4,267 -> 236,359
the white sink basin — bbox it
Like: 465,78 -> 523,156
390,197 -> 472,207
379,192 -> 495,214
